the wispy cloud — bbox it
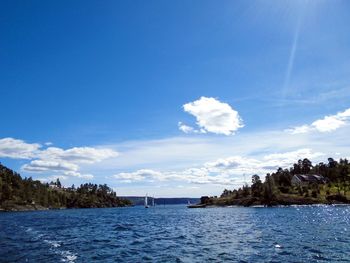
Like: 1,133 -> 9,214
282,18 -> 301,98
178,122 -> 205,134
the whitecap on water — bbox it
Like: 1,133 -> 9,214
275,244 -> 282,248
23,227 -> 76,262
60,251 -> 77,262
44,239 -> 61,248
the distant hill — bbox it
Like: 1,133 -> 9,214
121,196 -> 200,206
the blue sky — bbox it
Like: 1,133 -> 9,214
1,0 -> 350,197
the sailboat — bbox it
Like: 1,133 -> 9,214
152,196 -> 155,207
144,194 -> 149,208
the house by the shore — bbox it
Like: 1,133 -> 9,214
291,174 -> 328,186
48,182 -> 60,189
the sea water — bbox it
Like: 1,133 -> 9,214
0,205 -> 349,262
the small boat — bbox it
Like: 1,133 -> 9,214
144,194 -> 149,208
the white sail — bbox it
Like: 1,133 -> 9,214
144,194 -> 148,207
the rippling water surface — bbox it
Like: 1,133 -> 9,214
1,205 -> 349,262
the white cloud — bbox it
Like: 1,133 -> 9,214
0,138 -> 119,180
180,97 -> 244,135
39,147 -> 118,164
286,125 -> 311,134
114,167 -> 237,186
21,159 -> 94,179
262,148 -> 324,169
20,145 -> 117,179
20,146 -> 117,179
312,116 -> 345,132
0,137 -> 41,159
205,156 -> 261,171
22,160 -> 79,172
201,149 -> 323,182
114,169 -> 163,183
63,171 -> 94,179
287,108 -> 350,134
178,122 -> 206,134
179,167 -> 241,185
178,122 -> 195,134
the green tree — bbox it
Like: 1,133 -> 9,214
302,158 -> 312,174
56,178 -> 62,188
263,174 -> 277,206
251,174 -> 263,197
242,183 -> 250,197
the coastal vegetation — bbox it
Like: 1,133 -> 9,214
0,163 -> 131,211
202,157 -> 350,207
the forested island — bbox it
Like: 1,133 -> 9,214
0,163 -> 131,212
199,157 -> 350,207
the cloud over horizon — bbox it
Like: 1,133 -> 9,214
113,148 -> 324,187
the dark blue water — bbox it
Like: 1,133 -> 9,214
1,205 -> 349,262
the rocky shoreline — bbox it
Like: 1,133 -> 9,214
193,193 -> 350,208
0,204 -> 50,212
0,203 -> 131,212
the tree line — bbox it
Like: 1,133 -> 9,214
0,163 -> 131,211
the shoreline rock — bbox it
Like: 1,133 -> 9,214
199,194 -> 350,208
0,204 -> 132,212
